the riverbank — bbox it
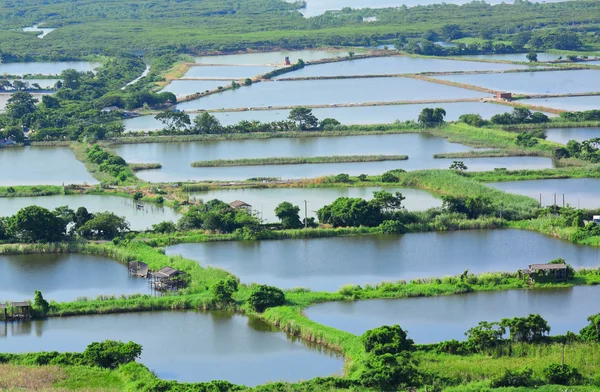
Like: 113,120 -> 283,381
190,155 -> 408,167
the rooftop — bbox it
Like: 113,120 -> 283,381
230,200 -> 252,208
529,263 -> 567,271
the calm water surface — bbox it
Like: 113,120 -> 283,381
175,77 -> 486,110
434,70 -> 600,95
162,80 -> 233,97
165,229 -> 600,291
183,65 -> 278,79
123,102 -> 521,132
544,127 -> 600,144
22,25 -> 55,38
305,286 -> 600,342
0,254 -> 148,302
0,195 -> 180,230
111,134 -> 553,182
190,187 -> 441,223
488,178 -> 600,209
457,53 -> 563,62
0,147 -> 97,186
195,50 -> 350,65
0,61 -> 100,76
521,96 -> 600,111
277,56 -> 528,78
0,311 -> 343,385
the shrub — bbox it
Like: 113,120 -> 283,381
491,367 -> 535,388
248,285 -> 285,312
333,173 -> 350,183
133,191 -> 143,200
33,290 -> 49,314
211,277 -> 239,303
380,171 -> 399,183
362,325 -> 414,355
83,340 -> 142,369
543,363 -> 582,385
378,220 -> 407,234
151,221 -> 177,233
358,174 -> 368,181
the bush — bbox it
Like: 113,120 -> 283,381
490,367 -> 535,388
378,220 -> 407,234
543,363 -> 582,385
33,290 -> 49,314
333,173 -> 350,183
83,340 -> 142,369
152,221 -> 177,233
211,277 -> 239,303
133,191 -> 143,200
381,171 -> 400,183
362,325 -> 414,355
248,285 -> 285,312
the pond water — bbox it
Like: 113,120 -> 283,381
189,186 -> 441,223
0,61 -> 101,76
457,53 -> 563,62
296,0 -> 567,17
0,254 -> 148,302
195,50 -> 351,65
22,25 -> 55,38
165,229 -> 600,291
123,102 -> 526,132
521,96 -> 600,112
434,70 -> 600,95
175,77 -> 487,111
488,178 -> 600,209
0,146 -> 97,186
276,56 -> 529,79
304,286 -> 600,343
0,195 -> 180,231
544,127 -> 600,144
0,310 -> 343,385
111,133 -> 553,182
162,80 -> 233,98
183,65 -> 278,79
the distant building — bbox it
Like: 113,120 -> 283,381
101,106 -> 121,113
284,56 -> 291,66
496,92 -> 512,100
230,200 -> 252,209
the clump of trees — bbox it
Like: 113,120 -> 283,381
418,107 -> 446,128
87,144 -> 133,182
248,284 -> 285,312
553,137 -> 600,163
460,107 -> 550,127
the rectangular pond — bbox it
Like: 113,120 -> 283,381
194,50 -> 350,65
304,286 -> 600,343
544,127 -> 600,144
456,53 -> 563,62
123,101 -> 520,132
183,65 -> 278,79
189,186 -> 442,223
0,195 -> 180,231
0,254 -> 149,302
521,96 -> 600,111
433,70 -> 600,95
175,77 -> 487,111
111,133 -> 554,182
0,146 -> 97,186
0,61 -> 101,76
276,56 -> 529,79
487,178 -> 600,209
161,80 -> 233,98
165,229 -> 600,291
0,310 -> 343,386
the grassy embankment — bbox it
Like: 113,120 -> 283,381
190,155 -> 408,167
70,143 -> 140,185
128,163 -> 162,171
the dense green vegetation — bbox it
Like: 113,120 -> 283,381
190,154 -> 408,167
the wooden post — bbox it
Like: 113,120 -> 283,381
563,193 -> 565,207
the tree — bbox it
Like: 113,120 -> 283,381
333,173 -> 350,183
60,69 -> 83,89
211,276 -> 239,303
465,321 -> 506,352
371,190 -> 405,213
74,207 -> 93,231
526,52 -> 538,62
362,325 -> 414,355
288,107 -> 318,130
319,118 -> 341,129
4,126 -> 25,143
6,91 -> 38,120
500,314 -> 550,343
41,95 -> 60,109
155,111 -> 191,131
152,221 -> 177,233
543,364 -> 582,385
380,171 -> 400,183
7,205 -> 65,242
77,212 -> 129,239
34,290 -> 50,314
516,132 -> 538,147
459,113 -> 486,127
449,161 -> 468,171
193,112 -> 222,134
317,197 -> 383,227
275,202 -> 302,229
244,78 -> 252,86
361,352 -> 418,390
83,340 -> 142,369
248,285 -> 285,312
418,108 -> 446,128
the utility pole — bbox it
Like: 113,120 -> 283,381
304,200 -> 308,229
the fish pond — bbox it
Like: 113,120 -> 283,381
189,186 -> 441,223
434,70 -> 600,95
0,61 -> 101,76
457,53 -> 564,62
175,77 -> 486,111
276,56 -> 529,79
162,80 -> 233,98
165,229 -> 600,291
194,50 -> 350,65
0,254 -> 148,302
522,96 -> 600,112
111,133 -> 554,182
544,127 -> 600,144
0,310 -> 343,386
0,195 -> 180,231
183,65 -> 278,79
304,285 -> 600,343
124,101 -> 519,132
0,146 -> 97,186
488,178 -> 600,209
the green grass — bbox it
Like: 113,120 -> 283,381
433,149 -> 547,159
0,185 -> 64,197
190,155 -> 408,167
465,166 -> 600,182
129,163 -> 162,171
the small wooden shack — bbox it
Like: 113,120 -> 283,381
496,92 -> 513,100
230,200 -> 252,209
284,56 -> 291,66
10,302 -> 31,320
149,267 -> 186,291
128,261 -> 149,278
521,263 -> 568,282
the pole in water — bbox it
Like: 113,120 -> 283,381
554,193 -> 557,206
304,200 -> 308,229
539,193 -> 542,207
563,193 -> 565,207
